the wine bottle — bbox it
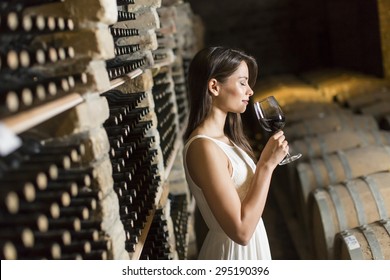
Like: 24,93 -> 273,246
26,154 -> 72,170
0,190 -> 19,214
33,230 -> 72,246
80,220 -> 103,231
48,216 -> 81,231
17,242 -> 62,260
61,241 -> 91,255
0,90 -> 19,115
14,162 -> 59,181
18,200 -> 60,219
125,227 -> 142,238
0,172 -> 48,191
56,171 -> 91,188
82,250 -> 108,260
0,241 -> 17,260
35,190 -> 71,208
114,44 -> 140,56
69,196 -> 97,211
0,228 -> 34,248
110,27 -> 139,38
60,205 -> 90,220
76,189 -> 102,201
46,181 -> 78,197
0,214 -> 49,232
117,11 -> 136,21
60,253 -> 83,260
90,239 -> 111,251
70,229 -> 100,242
104,125 -> 130,138
116,0 -> 136,6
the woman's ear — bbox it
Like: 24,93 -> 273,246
208,78 -> 219,96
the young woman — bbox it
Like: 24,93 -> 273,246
183,46 -> 289,260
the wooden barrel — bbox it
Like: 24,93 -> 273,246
285,104 -> 353,124
290,129 -> 390,161
295,145 -> 390,207
284,114 -> 379,141
335,79 -> 389,104
344,89 -> 390,109
308,172 -> 390,259
333,219 -> 390,260
293,145 -> 390,232
359,101 -> 390,121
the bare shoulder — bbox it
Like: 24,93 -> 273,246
186,137 -> 230,188
186,137 -> 225,165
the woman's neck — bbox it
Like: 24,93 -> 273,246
196,108 -> 228,139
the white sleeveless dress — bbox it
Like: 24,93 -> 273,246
183,135 -> 272,260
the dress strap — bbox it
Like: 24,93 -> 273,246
184,134 -> 215,148
183,134 -> 235,170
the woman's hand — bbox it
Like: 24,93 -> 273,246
258,130 -> 289,169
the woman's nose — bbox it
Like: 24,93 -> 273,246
247,87 -> 254,96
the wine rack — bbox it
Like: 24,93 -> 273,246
1,0 -> 203,260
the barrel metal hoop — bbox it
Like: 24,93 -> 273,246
356,129 -> 369,146
316,191 -> 336,259
360,225 -> 384,260
338,113 -> 349,130
364,115 -> 376,130
345,181 -> 367,225
337,150 -> 353,180
328,185 -> 348,230
340,231 -> 364,260
317,136 -> 328,157
384,145 -> 390,158
379,220 -> 390,236
384,131 -> 390,145
370,129 -> 384,145
364,115 -> 372,130
310,158 -> 325,188
361,175 -> 387,220
304,137 -> 315,158
322,154 -> 337,184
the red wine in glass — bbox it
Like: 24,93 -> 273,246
259,116 -> 286,132
254,96 -> 301,165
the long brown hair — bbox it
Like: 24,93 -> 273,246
184,46 -> 257,159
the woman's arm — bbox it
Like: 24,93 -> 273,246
186,131 -> 287,245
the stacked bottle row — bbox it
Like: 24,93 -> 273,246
171,1 -> 205,130
152,69 -> 179,168
0,0 -> 116,118
171,64 -> 189,130
102,88 -> 163,254
0,0 -> 127,260
106,0 -> 162,80
165,146 -> 193,259
140,208 -> 174,260
169,193 -> 189,260
0,136 -> 113,260
156,3 -> 198,130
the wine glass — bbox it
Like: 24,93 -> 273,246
253,96 -> 302,165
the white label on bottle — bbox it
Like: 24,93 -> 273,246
0,123 -> 22,156
344,235 -> 360,250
